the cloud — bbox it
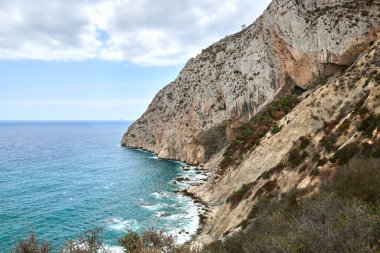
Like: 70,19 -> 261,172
0,0 -> 271,65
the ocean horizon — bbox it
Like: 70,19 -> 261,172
0,121 -> 202,252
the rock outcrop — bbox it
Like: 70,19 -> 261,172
122,0 -> 380,165
190,38 -> 380,241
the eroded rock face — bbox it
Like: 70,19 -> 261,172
190,38 -> 380,241
122,0 -> 380,165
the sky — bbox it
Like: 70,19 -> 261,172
0,0 -> 271,120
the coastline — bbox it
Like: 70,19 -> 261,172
126,147 -> 211,243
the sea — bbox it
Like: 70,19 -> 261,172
0,121 -> 205,252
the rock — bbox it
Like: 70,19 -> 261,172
192,39 -> 380,239
176,177 -> 190,182
122,0 -> 380,166
120,0 -> 380,245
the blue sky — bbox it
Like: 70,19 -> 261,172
0,0 -> 271,120
0,60 -> 183,120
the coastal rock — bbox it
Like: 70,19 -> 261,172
190,39 -> 380,239
122,0 -> 380,165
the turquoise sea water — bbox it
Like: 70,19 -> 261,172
0,121 -> 201,252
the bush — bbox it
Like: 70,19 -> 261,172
11,234 -> 51,253
223,146 -> 232,157
328,158 -> 380,205
227,183 -> 254,209
202,155 -> 380,253
118,231 -> 140,253
118,228 -> 176,253
337,118 -> 351,132
205,193 -> 379,253
258,171 -> 270,180
13,229 -> 110,253
309,167 -> 320,177
218,95 -> 299,173
320,133 -> 338,153
299,136 -> 311,150
358,113 -> 380,137
331,142 -> 359,165
61,228 -> 109,253
270,123 -> 281,134
288,147 -> 308,167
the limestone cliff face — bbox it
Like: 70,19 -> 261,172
191,38 -> 380,242
122,0 -> 380,165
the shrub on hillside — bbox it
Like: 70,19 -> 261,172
61,228 -> 109,253
326,158 -> 380,205
11,234 -> 51,253
218,95 -> 299,173
118,228 -> 176,253
358,113 -> 380,137
331,142 -> 359,165
202,156 -> 380,253
227,183 -> 254,209
299,136 -> 311,150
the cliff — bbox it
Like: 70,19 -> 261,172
190,38 -> 380,243
122,0 -> 380,165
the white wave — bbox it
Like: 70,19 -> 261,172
104,245 -> 125,253
151,192 -> 170,199
168,204 -> 199,244
141,202 -> 168,210
155,211 -> 171,218
108,217 -> 139,231
136,148 -> 151,154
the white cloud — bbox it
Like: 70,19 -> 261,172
0,0 -> 271,65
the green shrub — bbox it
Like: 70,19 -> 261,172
358,107 -> 370,117
258,171 -> 270,180
118,228 -> 176,253
299,136 -> 311,150
309,168 -> 320,177
205,190 -> 379,253
270,123 -> 281,134
223,146 -> 232,157
241,128 -> 251,140
218,94 -> 299,174
320,133 -> 338,153
337,118 -> 351,132
203,154 -> 380,253
118,231 -> 140,253
331,142 -> 359,165
288,147 -> 308,167
317,157 -> 328,166
328,158 -> 380,205
358,113 -> 380,137
227,183 -> 254,209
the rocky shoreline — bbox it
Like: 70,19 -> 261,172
173,164 -> 212,235
134,147 -> 211,242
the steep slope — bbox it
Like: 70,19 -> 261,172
191,38 -> 380,242
122,0 -> 380,165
